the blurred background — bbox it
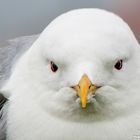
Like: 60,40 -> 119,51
0,0 -> 140,42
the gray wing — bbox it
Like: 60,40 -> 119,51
0,35 -> 39,139
0,94 -> 7,140
0,34 -> 39,88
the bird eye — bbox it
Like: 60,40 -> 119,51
114,60 -> 123,70
50,61 -> 58,72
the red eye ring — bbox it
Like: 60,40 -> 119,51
114,60 -> 123,70
50,61 -> 58,72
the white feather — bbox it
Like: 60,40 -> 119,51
2,8 -> 140,140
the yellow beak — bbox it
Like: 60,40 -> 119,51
73,74 -> 97,108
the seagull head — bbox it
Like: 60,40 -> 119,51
5,9 -> 140,121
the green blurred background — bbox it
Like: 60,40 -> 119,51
0,0 -> 140,42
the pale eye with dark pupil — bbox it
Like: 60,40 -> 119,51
50,61 -> 58,72
114,60 -> 123,70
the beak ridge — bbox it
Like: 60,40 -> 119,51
73,74 -> 97,108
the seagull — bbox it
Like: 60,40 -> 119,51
1,8 -> 140,140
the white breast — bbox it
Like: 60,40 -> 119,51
7,96 -> 140,140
